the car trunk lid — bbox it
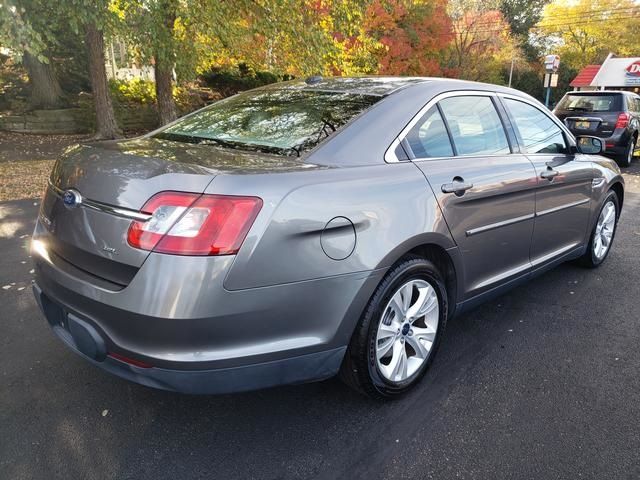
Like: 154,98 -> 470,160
40,137 -> 316,285
557,112 -> 620,138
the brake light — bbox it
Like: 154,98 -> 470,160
615,113 -> 629,129
127,192 -> 262,255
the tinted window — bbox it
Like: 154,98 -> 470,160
406,106 -> 453,158
156,88 -> 380,156
556,93 -> 622,112
503,98 -> 567,154
438,96 -> 510,156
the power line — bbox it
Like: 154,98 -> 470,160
448,8 -> 640,32
446,13 -> 639,37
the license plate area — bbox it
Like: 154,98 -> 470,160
575,120 -> 592,129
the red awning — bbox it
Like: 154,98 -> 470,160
570,65 -> 601,87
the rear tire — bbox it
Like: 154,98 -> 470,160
578,190 -> 619,268
617,138 -> 635,167
339,256 -> 448,399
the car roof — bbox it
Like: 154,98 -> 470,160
286,76 -> 538,99
306,77 -> 542,167
564,90 -> 626,95
263,76 -> 431,96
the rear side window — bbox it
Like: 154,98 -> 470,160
503,98 -> 567,154
406,106 -> 453,158
438,96 -> 510,156
556,93 -> 622,112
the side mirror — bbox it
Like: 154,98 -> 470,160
576,136 -> 604,155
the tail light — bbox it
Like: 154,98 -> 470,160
127,191 -> 262,256
615,113 -> 629,129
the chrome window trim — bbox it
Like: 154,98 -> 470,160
384,90 -> 578,164
385,90 -> 502,163
48,181 -> 152,222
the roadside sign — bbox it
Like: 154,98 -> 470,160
544,55 -> 560,73
543,73 -> 559,88
626,60 -> 640,76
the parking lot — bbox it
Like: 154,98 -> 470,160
1,163 -> 639,480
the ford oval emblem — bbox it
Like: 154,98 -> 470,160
62,189 -> 82,208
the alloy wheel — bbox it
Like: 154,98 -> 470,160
593,200 -> 616,260
375,279 -> 439,382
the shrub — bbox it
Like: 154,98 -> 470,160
108,78 -> 157,105
199,63 -> 294,97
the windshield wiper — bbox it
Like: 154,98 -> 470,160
288,118 -> 339,158
156,132 -> 291,156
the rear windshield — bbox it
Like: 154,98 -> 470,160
155,88 -> 380,156
556,93 -> 622,113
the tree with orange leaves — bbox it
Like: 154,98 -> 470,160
446,0 -> 520,82
363,0 -> 452,76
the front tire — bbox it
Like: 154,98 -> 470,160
339,256 -> 448,399
578,190 -> 619,268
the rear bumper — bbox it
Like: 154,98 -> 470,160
596,130 -> 631,156
34,283 -> 345,394
568,128 -> 633,155
32,229 -> 384,393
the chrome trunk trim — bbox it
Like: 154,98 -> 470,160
48,182 -> 152,222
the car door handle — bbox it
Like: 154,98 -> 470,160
540,168 -> 559,180
441,177 -> 473,196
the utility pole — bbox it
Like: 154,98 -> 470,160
508,57 -> 515,88
108,41 -> 117,79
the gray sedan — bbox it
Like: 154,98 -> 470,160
32,77 -> 624,399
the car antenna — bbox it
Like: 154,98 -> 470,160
305,74 -> 323,85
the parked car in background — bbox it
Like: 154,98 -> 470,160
554,90 -> 640,167
32,77 -> 624,399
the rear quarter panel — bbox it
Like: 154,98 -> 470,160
204,163 -> 455,290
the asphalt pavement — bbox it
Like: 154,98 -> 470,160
2,164 -> 640,480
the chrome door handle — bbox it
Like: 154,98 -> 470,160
441,177 -> 473,196
540,168 -> 559,180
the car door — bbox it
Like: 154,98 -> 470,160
500,96 -> 594,267
401,93 -> 538,300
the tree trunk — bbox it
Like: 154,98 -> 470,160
154,4 -> 178,126
154,60 -> 177,125
85,23 -> 121,140
23,52 -> 66,110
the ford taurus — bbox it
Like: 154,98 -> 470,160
32,77 -> 625,399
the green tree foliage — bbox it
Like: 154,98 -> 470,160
536,0 -> 640,71
0,0 -> 69,108
500,0 -> 550,61
3,0 -> 639,126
